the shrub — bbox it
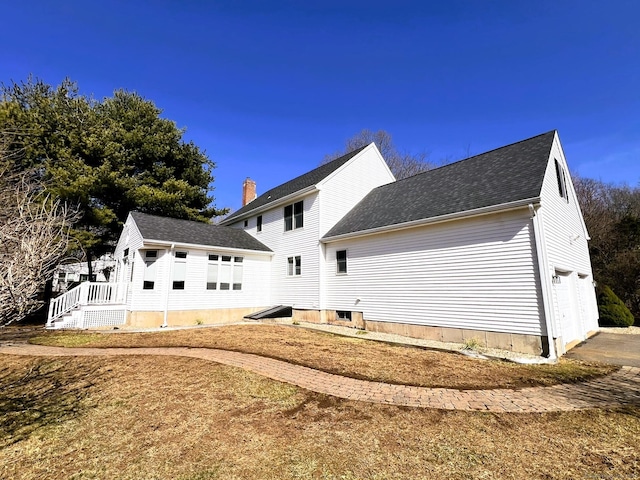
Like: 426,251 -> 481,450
597,285 -> 635,327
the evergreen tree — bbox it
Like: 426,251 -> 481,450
597,285 -> 635,327
0,77 -> 226,276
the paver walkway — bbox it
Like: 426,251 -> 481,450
2,343 -> 640,413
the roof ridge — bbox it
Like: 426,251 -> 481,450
259,144 -> 369,197
391,130 -> 557,185
222,143 -> 370,223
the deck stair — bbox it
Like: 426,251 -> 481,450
47,282 -> 127,329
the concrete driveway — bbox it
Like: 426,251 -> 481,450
566,332 -> 640,367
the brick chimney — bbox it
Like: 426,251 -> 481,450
242,178 -> 257,206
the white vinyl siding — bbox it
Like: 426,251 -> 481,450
325,209 -> 545,336
231,191 -> 321,309
539,135 -> 599,343
318,145 -> 395,237
165,250 -> 269,311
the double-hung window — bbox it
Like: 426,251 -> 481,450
143,250 -> 158,290
336,250 -> 347,274
287,256 -> 301,276
206,254 -> 219,290
284,201 -> 303,231
172,251 -> 187,290
208,254 -> 243,290
257,215 -> 263,232
220,255 -> 232,290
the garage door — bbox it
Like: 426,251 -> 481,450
555,272 -> 582,346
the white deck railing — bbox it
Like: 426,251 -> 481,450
47,282 -> 126,326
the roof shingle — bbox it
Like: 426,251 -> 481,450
222,145 -> 368,224
323,131 -> 556,239
131,212 -> 272,252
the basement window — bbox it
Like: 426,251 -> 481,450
337,310 -> 352,321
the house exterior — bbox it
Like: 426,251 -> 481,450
48,131 -> 599,358
52,255 -> 116,294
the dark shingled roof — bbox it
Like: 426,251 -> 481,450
131,212 -> 272,252
324,131 -> 556,239
222,145 -> 369,224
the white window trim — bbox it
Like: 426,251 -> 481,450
287,256 -> 301,276
336,249 -> 347,275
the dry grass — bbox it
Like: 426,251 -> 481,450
1,354 -> 638,480
30,325 -> 616,390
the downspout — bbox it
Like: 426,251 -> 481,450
162,243 -> 175,328
530,204 -> 557,360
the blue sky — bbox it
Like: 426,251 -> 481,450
2,0 -> 638,213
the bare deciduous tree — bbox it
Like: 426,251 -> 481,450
573,173 -> 640,321
323,129 -> 437,180
0,136 -> 77,325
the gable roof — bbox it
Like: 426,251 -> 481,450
323,131 -> 556,239
221,145 -> 369,224
130,211 -> 272,252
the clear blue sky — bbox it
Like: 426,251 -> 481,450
2,0 -> 638,213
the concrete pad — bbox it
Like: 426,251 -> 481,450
566,332 -> 640,367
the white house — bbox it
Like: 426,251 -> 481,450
47,131 -> 599,358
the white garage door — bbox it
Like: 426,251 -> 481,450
555,272 -> 582,346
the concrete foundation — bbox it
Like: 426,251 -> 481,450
127,306 -> 269,329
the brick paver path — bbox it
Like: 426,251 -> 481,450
2,343 -> 640,412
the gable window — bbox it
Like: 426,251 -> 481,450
287,256 -> 301,276
143,250 -> 158,290
284,201 -> 303,231
554,159 -> 568,201
336,250 -> 347,274
257,215 -> 262,232
172,251 -> 188,290
244,219 -> 249,228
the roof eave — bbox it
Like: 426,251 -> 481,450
219,185 -> 318,225
141,239 -> 274,255
321,197 -> 542,243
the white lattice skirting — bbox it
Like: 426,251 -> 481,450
81,308 -> 127,328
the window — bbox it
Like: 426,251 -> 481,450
287,256 -> 301,276
207,254 -> 243,291
284,201 -> 303,231
143,250 -> 158,289
172,251 -> 188,290
257,215 -> 262,232
244,219 -> 249,228
337,310 -> 352,321
336,250 -> 347,274
555,159 -> 568,201
123,248 -> 129,258
206,255 -> 218,290
233,259 -> 243,290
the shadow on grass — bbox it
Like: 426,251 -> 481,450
0,358 -> 102,447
